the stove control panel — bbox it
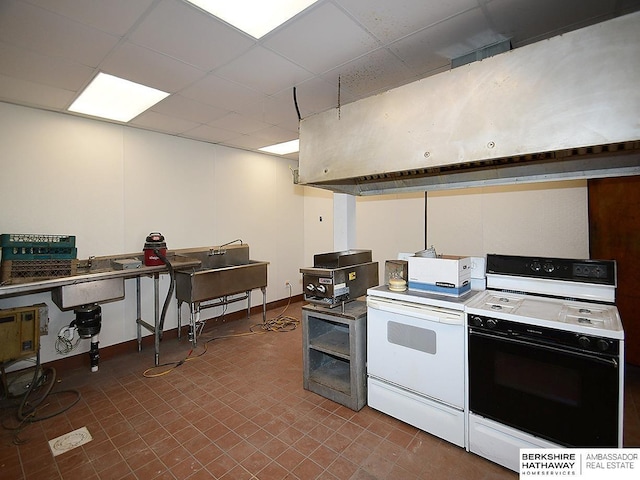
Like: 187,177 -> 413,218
487,254 -> 616,286
468,314 -> 619,356
573,262 -> 609,280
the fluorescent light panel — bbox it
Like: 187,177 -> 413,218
186,0 -> 318,38
259,139 -> 299,155
69,73 -> 169,122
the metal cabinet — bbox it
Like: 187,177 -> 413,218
302,301 -> 367,411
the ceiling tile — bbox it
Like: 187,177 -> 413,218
131,109 -> 200,134
282,152 -> 300,161
323,47 -> 416,99
182,123 -> 241,143
224,123 -> 299,150
0,73 -> 75,109
1,0 -> 637,155
101,41 -> 206,93
291,76 -> 355,116
485,0 -> 626,47
0,1 -> 119,67
336,0 -> 479,44
252,124 -> 300,145
150,94 -> 229,124
241,93 -> 301,129
180,74 -> 267,112
128,0 -> 255,71
0,43 -> 94,91
241,77 -> 348,129
23,0 -> 155,36
264,2 -> 379,74
208,112 -> 273,135
214,46 -> 314,95
391,7 -> 502,73
221,134 -> 257,150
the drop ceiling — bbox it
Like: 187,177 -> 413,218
1,0 -> 639,161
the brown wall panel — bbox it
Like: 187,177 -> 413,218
589,176 -> 640,366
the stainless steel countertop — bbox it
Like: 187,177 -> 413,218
0,252 -> 201,299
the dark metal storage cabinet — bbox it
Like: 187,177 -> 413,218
302,301 -> 367,411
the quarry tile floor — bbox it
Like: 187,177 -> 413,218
1,300 -> 638,479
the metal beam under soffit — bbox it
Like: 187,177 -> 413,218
305,147 -> 640,196
451,39 -> 512,69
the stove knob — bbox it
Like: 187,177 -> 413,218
577,336 -> 591,349
469,316 -> 483,327
306,284 -> 315,292
531,261 -> 542,272
316,284 -> 326,293
596,339 -> 610,352
543,262 -> 555,273
486,318 -> 498,329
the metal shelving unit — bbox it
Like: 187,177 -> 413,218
302,300 -> 367,411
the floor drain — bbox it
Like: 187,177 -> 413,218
48,426 -> 92,456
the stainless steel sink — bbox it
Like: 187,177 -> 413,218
175,260 -> 268,303
52,277 -> 125,310
51,255 -> 141,309
58,246 -> 267,310
174,244 -> 268,303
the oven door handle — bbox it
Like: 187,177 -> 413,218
469,330 -> 619,368
367,297 -> 463,324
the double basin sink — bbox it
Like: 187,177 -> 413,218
172,245 -> 268,304
51,243 -> 268,310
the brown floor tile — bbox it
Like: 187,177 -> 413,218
240,449 -> 272,475
257,460 -> 290,479
2,301 -> 638,480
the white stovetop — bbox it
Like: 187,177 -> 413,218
465,290 -> 624,339
367,285 -> 484,311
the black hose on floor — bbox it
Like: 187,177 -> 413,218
154,248 -> 174,337
1,350 -> 81,445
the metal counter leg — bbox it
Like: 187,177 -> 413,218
188,302 -> 200,347
134,274 -> 165,366
177,299 -> 182,340
262,286 -> 267,322
136,277 -> 142,352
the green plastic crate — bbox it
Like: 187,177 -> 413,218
1,234 -> 77,260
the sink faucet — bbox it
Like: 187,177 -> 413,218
80,256 -> 96,268
209,239 -> 243,256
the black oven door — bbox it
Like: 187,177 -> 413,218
468,329 -> 620,447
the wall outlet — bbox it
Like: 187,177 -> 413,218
285,281 -> 291,288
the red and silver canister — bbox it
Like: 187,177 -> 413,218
143,232 -> 167,266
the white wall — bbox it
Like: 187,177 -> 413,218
302,188 -> 425,270
0,102 -> 304,364
302,181 -> 589,284
426,181 -> 589,258
302,186 -> 334,266
355,192 -> 425,281
0,102 -> 590,367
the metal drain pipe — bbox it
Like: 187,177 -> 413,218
71,304 -> 101,372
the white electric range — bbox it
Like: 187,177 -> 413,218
366,284 -> 483,448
